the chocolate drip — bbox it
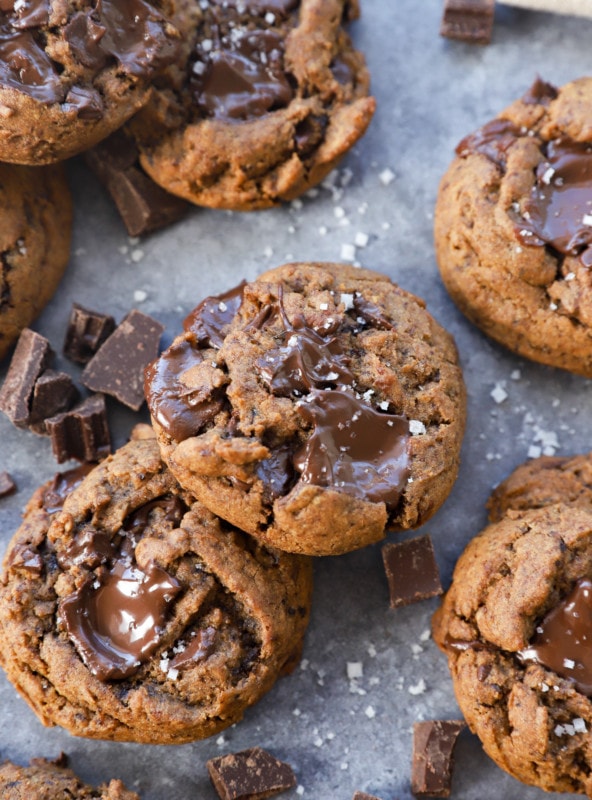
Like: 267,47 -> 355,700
183,282 -> 246,348
42,464 -> 95,514
170,626 -> 216,670
294,389 -> 409,509
518,577 -> 592,695
516,139 -> 592,267
59,495 -> 185,681
145,338 -> 225,441
456,118 -> 520,168
8,0 -> 49,29
0,25 -> 63,102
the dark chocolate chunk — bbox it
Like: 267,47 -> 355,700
440,0 -> 495,44
207,747 -> 296,800
352,793 -> 383,800
45,394 -> 111,464
0,328 -> 53,428
382,534 -> 443,608
85,130 -> 189,237
63,303 -> 116,365
0,470 -> 16,497
82,310 -> 164,410
411,720 -> 466,798
29,369 -> 80,434
42,463 -> 95,513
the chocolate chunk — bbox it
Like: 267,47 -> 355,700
29,369 -> 80,434
411,720 -> 466,798
85,130 -> 189,237
0,328 -> 53,428
440,0 -> 495,44
42,463 -> 95,513
352,793 -> 382,800
63,303 -> 116,365
207,747 -> 296,800
0,471 -> 16,497
382,534 -> 443,608
45,394 -> 111,464
82,310 -> 164,410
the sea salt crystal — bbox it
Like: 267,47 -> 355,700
379,168 -> 395,186
354,232 -> 369,248
364,706 -> 376,719
347,662 -> 363,680
409,419 -> 426,435
408,679 -> 426,695
341,243 -> 356,261
491,383 -> 508,404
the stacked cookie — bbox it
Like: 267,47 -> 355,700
0,261 -> 466,749
0,0 -> 376,359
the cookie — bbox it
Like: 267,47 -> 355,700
0,437 -> 312,744
128,0 -> 376,210
0,163 -> 72,362
488,451 -> 592,523
145,262 -> 466,556
433,475 -> 592,794
434,76 -> 592,377
0,755 -> 139,799
0,0 -> 191,165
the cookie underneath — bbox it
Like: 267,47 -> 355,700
0,438 -> 312,743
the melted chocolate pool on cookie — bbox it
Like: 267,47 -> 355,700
146,281 -> 411,512
0,0 -> 179,115
59,495 -> 185,680
519,577 -> 592,695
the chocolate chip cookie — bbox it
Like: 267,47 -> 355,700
0,162 -> 72,362
129,0 -> 376,210
0,755 -> 139,799
145,262 -> 466,556
435,77 -> 592,377
433,456 -> 592,795
0,0 -> 190,164
0,437 -> 312,743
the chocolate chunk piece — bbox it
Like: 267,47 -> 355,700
85,130 -> 189,237
29,370 -> 80,434
45,394 -> 111,463
207,747 -> 296,800
63,303 -> 116,365
440,0 -> 495,43
411,720 -> 466,798
0,471 -> 16,498
352,793 -> 382,800
82,310 -> 164,410
382,534 -> 443,608
0,328 -> 53,428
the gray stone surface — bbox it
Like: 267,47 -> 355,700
1,2 -> 591,798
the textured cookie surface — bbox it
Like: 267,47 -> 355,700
0,0 -> 189,164
130,0 -> 376,209
0,163 -> 72,361
0,438 -> 312,743
435,77 -> 592,377
0,757 -> 139,799
145,262 -> 466,555
433,463 -> 592,795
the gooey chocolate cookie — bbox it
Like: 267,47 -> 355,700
0,162 -> 72,361
435,77 -> 592,377
0,0 -> 191,164
433,453 -> 592,796
0,437 -> 312,743
0,756 -> 140,800
128,0 -> 376,209
145,262 -> 466,556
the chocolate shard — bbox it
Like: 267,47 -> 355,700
85,129 -> 189,237
207,747 -> 296,800
352,793 -> 383,800
382,534 -> 443,608
63,302 -> 116,365
411,720 -> 466,798
440,0 -> 495,44
0,471 -> 16,498
0,328 -> 54,428
82,310 -> 164,410
29,369 -> 80,434
45,394 -> 111,464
